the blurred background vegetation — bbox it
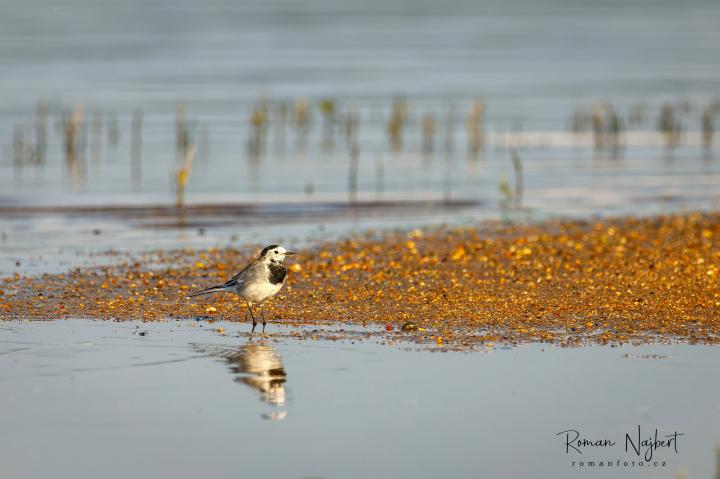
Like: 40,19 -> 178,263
1,0 -> 720,269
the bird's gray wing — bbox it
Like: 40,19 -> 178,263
223,260 -> 259,288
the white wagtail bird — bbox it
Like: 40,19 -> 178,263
189,245 -> 295,332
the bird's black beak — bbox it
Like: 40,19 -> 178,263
285,251 -> 296,256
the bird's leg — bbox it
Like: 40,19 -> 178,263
260,303 -> 267,332
247,302 -> 257,333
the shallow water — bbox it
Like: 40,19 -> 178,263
1,320 -> 718,478
3,0 -> 720,206
2,0 -> 720,274
0,201 -> 489,275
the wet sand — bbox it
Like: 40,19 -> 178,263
1,212 -> 719,347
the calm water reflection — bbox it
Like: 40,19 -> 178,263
199,340 -> 289,418
1,320 -> 719,479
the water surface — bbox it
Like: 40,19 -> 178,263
2,0 -> 720,274
1,320 -> 718,478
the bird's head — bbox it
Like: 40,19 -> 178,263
259,244 -> 295,264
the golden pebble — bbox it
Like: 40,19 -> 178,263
2,213 -> 720,348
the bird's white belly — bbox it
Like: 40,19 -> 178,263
239,281 -> 283,304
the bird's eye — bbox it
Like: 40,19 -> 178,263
274,250 -> 278,254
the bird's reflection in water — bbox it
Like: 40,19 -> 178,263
226,341 -> 287,406
199,340 -> 288,420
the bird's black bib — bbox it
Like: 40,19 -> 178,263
268,262 -> 287,285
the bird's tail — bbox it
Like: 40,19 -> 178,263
188,285 -> 227,298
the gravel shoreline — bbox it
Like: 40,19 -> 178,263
2,212 -> 719,348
